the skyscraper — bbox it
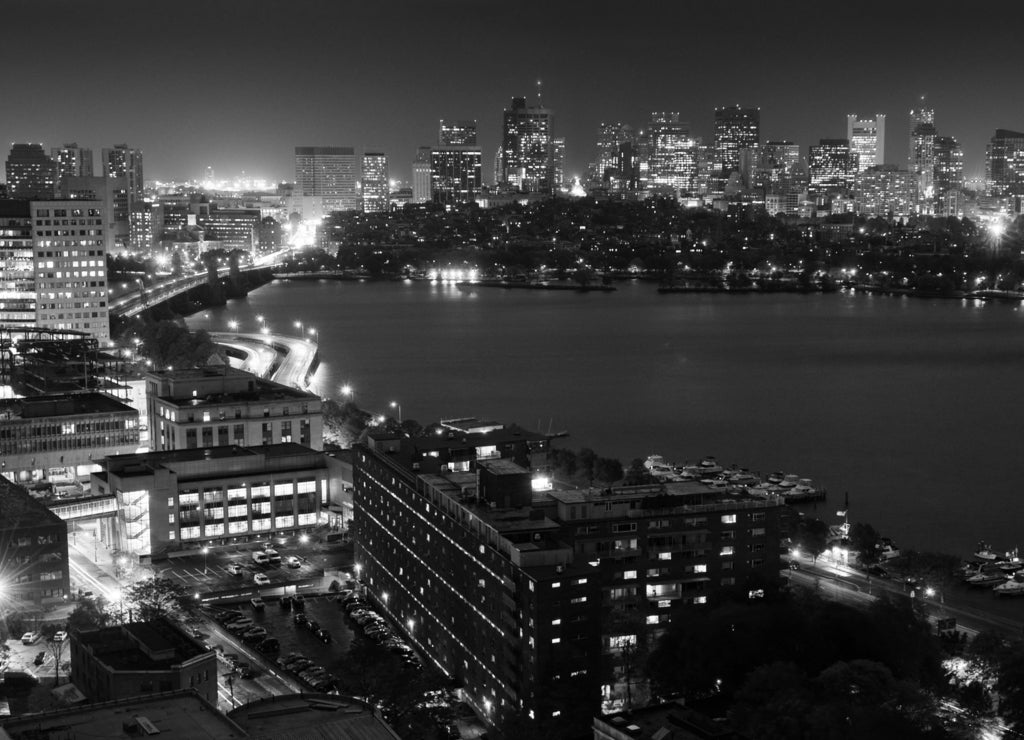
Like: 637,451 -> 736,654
361,152 -> 389,213
846,115 -> 885,171
500,96 -> 555,194
294,146 -> 359,212
5,144 -> 58,200
432,121 -> 482,205
103,144 -> 144,250
552,137 -> 565,192
713,106 -> 760,176
808,139 -> 857,197
985,129 -> 1024,197
648,112 -> 698,194
439,120 -> 477,146
593,122 -> 635,187
933,135 -> 964,204
908,102 -> 937,211
412,147 -> 433,203
51,143 -> 94,180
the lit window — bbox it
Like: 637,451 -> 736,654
570,596 -> 587,604
623,570 -> 637,580
694,564 -> 707,573
646,615 -> 659,625
551,581 -> 561,589
551,637 -> 560,644
721,514 -> 737,524
658,552 -> 672,561
720,546 -> 734,556
658,600 -> 671,609
694,595 -> 707,604
551,618 -> 561,626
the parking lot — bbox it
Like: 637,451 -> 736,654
3,637 -> 61,681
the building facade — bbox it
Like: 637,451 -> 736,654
986,129 -> 1024,197
199,206 -> 260,254
5,144 -> 58,201
648,113 -> 697,195
846,114 -> 885,171
713,106 -> 760,176
909,103 -> 937,211
855,165 -> 917,219
30,199 -> 110,341
71,618 -> 218,703
0,392 -> 139,481
808,139 -> 856,198
93,443 -> 331,560
500,97 -> 555,194
145,367 -> 323,453
0,477 -> 70,606
361,152 -> 389,213
0,200 -> 35,328
294,146 -> 359,213
51,143 -> 94,180
439,119 -> 478,146
412,147 -> 433,203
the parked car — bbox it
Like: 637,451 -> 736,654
279,596 -> 292,610
52,631 -> 68,643
251,551 -> 271,566
250,597 -> 265,610
868,564 -> 890,579
216,610 -> 244,624
305,620 -> 320,633
226,563 -> 244,576
292,594 -> 306,610
33,652 -> 46,666
238,663 -> 258,679
263,547 -> 282,564
285,555 -> 301,569
20,632 -> 40,645
254,573 -> 270,586
316,629 -> 332,644
293,613 -> 308,626
258,637 -> 280,653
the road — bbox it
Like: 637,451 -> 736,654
209,332 -> 318,389
788,556 -> 1024,640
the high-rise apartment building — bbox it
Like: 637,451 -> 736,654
412,146 -> 433,203
31,200 -> 110,341
593,122 -> 636,188
0,200 -> 35,328
713,106 -> 760,176
552,137 -> 565,192
431,148 -> 482,205
361,152 -> 389,213
855,165 -> 917,219
294,146 -> 359,212
648,113 -> 697,194
5,144 -> 58,200
439,120 -> 478,146
500,96 -> 555,194
846,114 -> 885,171
808,139 -> 857,197
985,129 -> 1024,197
59,175 -> 128,255
908,102 -> 937,210
102,144 -> 143,250
52,142 -> 94,180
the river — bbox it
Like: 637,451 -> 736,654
187,279 -> 1024,560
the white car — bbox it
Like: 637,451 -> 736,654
21,631 -> 40,645
226,563 -> 244,576
52,631 -> 68,643
285,556 -> 301,569
254,573 -> 270,586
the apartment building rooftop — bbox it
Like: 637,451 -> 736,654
146,366 -> 318,405
0,392 -> 133,420
75,618 -> 209,671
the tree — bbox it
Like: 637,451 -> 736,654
594,457 -> 624,484
624,458 -> 653,486
49,635 -> 68,686
848,522 -> 881,564
124,577 -> 192,621
796,518 -> 829,563
67,595 -> 113,633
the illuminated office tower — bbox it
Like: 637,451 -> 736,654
908,102 -> 937,211
808,139 -> 856,197
5,144 -> 58,200
103,144 -> 144,250
985,129 -> 1024,197
648,112 -> 697,193
0,200 -> 35,328
439,120 -> 477,146
51,143 -> 94,180
846,114 -> 885,171
294,146 -> 359,212
855,165 -> 917,219
552,137 -> 565,191
933,136 -> 963,202
713,106 -> 760,175
412,147 -> 433,203
361,152 -> 389,213
593,122 -> 635,186
500,96 -> 555,194
31,199 -> 110,342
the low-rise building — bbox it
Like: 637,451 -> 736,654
92,443 -> 334,561
146,367 -> 323,453
0,391 -> 139,482
70,618 -> 218,703
0,477 -> 70,608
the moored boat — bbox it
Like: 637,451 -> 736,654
974,541 -> 1001,561
994,579 -> 1024,596
966,571 -> 1008,587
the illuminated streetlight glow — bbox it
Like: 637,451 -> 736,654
227,320 -> 239,331
390,401 -> 402,424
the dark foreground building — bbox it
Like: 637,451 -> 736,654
352,420 -> 784,728
0,477 -> 70,609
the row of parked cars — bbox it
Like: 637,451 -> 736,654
338,589 -> 420,670
213,609 -> 280,654
276,652 -> 337,693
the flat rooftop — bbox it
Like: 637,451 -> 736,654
228,693 -> 400,739
0,690 -> 243,740
77,617 -> 210,671
596,699 -> 737,739
0,477 -> 66,530
147,367 -> 318,405
0,392 -> 134,420
100,443 -> 321,475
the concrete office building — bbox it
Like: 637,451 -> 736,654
499,97 -> 555,194
146,367 -> 323,453
985,129 -> 1024,197
846,114 -> 885,171
0,200 -> 35,328
412,146 -> 433,203
713,106 -> 760,176
51,142 -> 94,180
361,152 -> 389,213
0,392 -> 139,482
92,443 -> 332,560
0,477 -> 70,607
294,146 -> 359,213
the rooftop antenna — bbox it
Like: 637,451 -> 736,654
536,79 -> 543,107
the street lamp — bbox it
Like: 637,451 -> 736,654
227,320 -> 238,332
201,546 -> 209,575
390,401 -> 402,424
340,384 -> 354,400
294,320 -> 303,337
307,327 -> 317,343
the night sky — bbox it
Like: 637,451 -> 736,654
3,0 -> 1022,184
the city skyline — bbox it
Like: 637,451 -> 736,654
2,0 -> 1022,184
